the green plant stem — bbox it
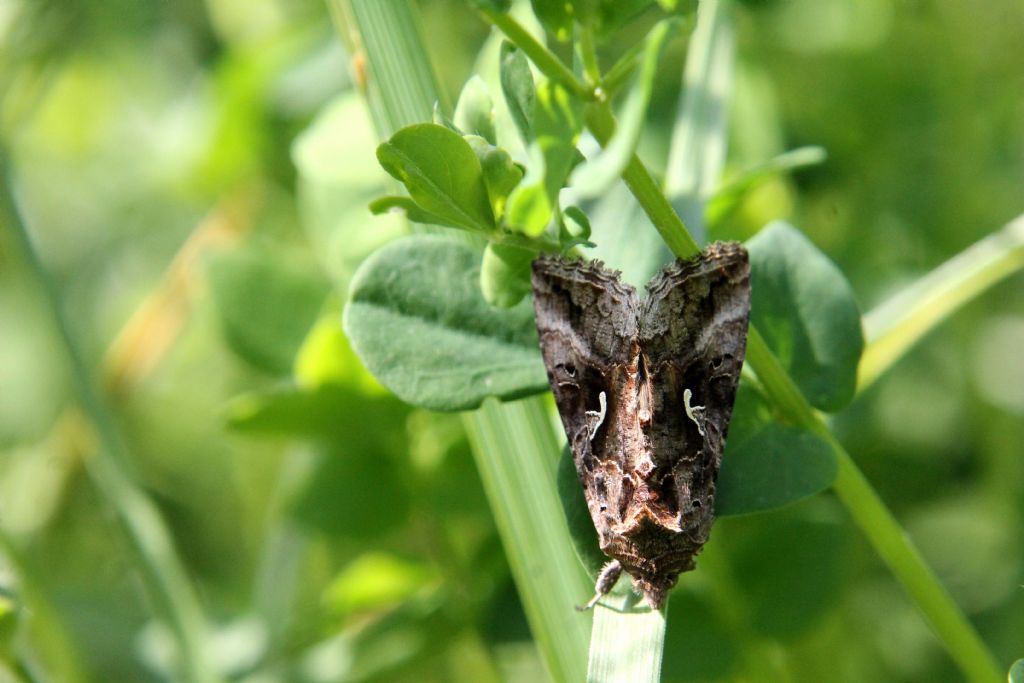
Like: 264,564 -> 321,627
747,329 -> 1003,683
481,11 -> 1003,682
2,162 -> 221,683
331,2 -> 594,680
830,445 -> 1002,683
465,401 -> 592,683
600,41 -> 645,96
329,0 -> 447,130
859,213 -> 1024,393
585,103 -> 700,258
477,8 -> 593,100
576,26 -> 601,85
586,592 -> 665,683
573,27 -> 678,683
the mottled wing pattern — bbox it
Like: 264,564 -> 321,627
531,257 -> 639,474
639,241 -> 751,555
532,243 -> 750,611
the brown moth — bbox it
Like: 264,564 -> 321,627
531,241 -> 751,610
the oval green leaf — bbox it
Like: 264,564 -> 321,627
1009,659 -> 1024,683
465,135 -> 525,222
725,502 -> 853,640
506,80 -> 584,236
716,384 -> 837,516
480,241 -> 535,309
717,424 -> 837,517
290,443 -> 411,539
208,249 -> 329,374
746,221 -> 864,411
499,42 -> 536,145
343,235 -> 548,411
376,123 -> 496,234
455,76 -> 497,145
370,196 -> 470,231
662,592 -> 737,681
530,0 -> 574,41
227,384 -> 406,439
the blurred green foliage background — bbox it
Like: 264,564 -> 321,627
0,0 -> 1022,681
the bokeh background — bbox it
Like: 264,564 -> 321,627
1,0 -> 1022,681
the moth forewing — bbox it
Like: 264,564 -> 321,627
532,242 -> 751,610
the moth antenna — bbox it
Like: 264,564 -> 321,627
577,560 -> 623,611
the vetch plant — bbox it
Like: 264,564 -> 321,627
4,1 -> 1021,681
330,1 -> 1022,682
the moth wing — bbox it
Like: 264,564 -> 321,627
638,242 -> 751,520
531,257 -> 639,465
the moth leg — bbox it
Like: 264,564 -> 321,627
585,391 -> 608,442
683,388 -> 706,437
577,560 -> 623,611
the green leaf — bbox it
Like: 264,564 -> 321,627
599,1 -> 665,36
454,76 -> 497,145
432,101 -> 459,132
573,0 -> 601,28
376,123 -> 496,234
716,384 -> 837,516
465,401 -> 593,683
662,592 -> 737,681
726,502 -> 853,640
504,150 -> 556,236
570,19 -> 677,198
343,235 -> 548,411
499,42 -> 536,145
0,593 -> 19,651
464,136 -> 525,222
506,80 -> 584,236
1009,659 -> 1024,683
562,206 -> 591,239
291,442 -> 411,539
707,146 -> 827,229
341,4 -> 591,681
480,241 -> 536,308
228,383 -> 413,539
859,213 -> 1024,393
296,311 -> 391,395
370,196 -> 474,231
746,221 -> 864,411
560,205 -> 594,248
530,0 -> 574,41
587,591 -> 666,683
226,384 -> 405,438
557,445 -> 606,576
533,78 -> 585,148
207,248 -> 329,374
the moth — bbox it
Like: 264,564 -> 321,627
531,241 -> 751,610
